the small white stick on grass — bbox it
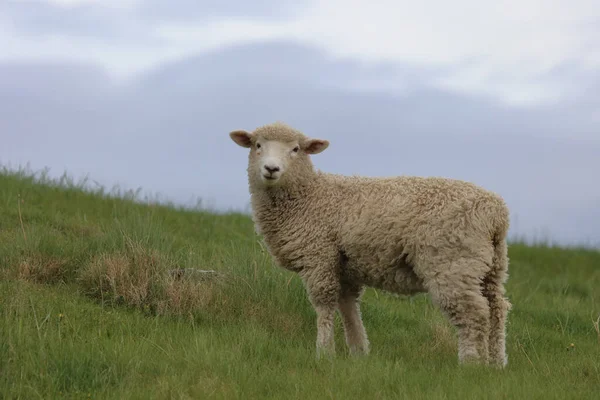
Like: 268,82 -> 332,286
593,315 -> 600,345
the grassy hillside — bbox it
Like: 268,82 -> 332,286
1,168 -> 599,399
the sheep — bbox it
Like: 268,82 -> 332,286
229,122 -> 512,367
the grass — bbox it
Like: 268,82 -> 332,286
1,167 -> 599,399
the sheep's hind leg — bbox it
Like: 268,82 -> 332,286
421,258 -> 491,365
338,282 -> 370,356
483,239 -> 511,368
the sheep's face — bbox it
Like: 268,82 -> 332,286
230,127 -> 328,188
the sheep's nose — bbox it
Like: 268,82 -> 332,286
264,165 -> 280,173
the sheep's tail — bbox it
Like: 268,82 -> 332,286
489,234 -> 510,298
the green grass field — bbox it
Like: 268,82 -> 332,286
1,168 -> 599,399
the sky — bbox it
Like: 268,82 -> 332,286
1,0 -> 599,247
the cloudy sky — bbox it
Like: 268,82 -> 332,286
1,0 -> 599,247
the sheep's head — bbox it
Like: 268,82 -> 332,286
229,122 -> 329,188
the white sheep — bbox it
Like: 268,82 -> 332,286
229,122 -> 511,367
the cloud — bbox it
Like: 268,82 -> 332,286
155,0 -> 600,106
0,0 -> 304,78
0,0 -> 154,44
138,0 -> 302,22
36,0 -> 138,9
2,0 -> 599,106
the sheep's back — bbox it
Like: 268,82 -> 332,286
326,174 -> 507,271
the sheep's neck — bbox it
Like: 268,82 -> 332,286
250,177 -> 317,234
252,180 -> 314,210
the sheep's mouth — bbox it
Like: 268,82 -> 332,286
262,174 -> 278,181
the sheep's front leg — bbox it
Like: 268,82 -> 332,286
314,304 -> 337,358
339,283 -> 370,356
302,264 -> 341,359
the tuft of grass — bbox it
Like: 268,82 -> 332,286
17,254 -> 68,284
78,236 -> 222,317
1,166 -> 600,399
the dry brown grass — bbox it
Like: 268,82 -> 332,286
78,238 -> 222,316
17,255 -> 68,284
160,274 -> 219,316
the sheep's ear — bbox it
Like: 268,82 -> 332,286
229,130 -> 253,148
304,139 -> 329,154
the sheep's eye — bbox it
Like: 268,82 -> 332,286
256,143 -> 261,149
293,146 -> 299,153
